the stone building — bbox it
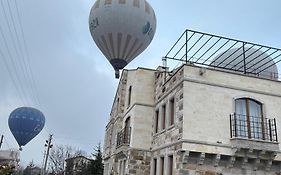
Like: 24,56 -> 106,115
65,155 -> 92,175
0,149 -> 20,168
103,30 -> 281,175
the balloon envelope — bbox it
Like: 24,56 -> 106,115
8,107 -> 45,147
89,0 -> 157,78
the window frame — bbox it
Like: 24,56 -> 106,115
234,97 -> 265,140
167,154 -> 174,175
155,109 -> 159,133
152,158 -> 157,175
169,97 -> 175,126
162,104 -> 166,130
159,156 -> 164,175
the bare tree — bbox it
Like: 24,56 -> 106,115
48,145 -> 85,175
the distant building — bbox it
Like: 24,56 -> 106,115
65,155 -> 92,175
0,149 -> 20,168
29,166 -> 41,175
103,29 -> 281,175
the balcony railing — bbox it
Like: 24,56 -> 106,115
116,127 -> 131,147
230,113 -> 278,142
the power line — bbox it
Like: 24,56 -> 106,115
0,0 -> 42,107
14,0 -> 41,107
5,0 -> 38,106
0,1 -> 30,105
6,0 -> 34,104
4,137 -> 12,150
0,34 -> 26,105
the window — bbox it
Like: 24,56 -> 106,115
160,157 -> 164,175
235,98 -> 264,139
153,158 -> 157,175
155,110 -> 159,133
162,104 -> 166,130
169,98 -> 175,126
168,155 -> 173,175
127,86 -> 132,107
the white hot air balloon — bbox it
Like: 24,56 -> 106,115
89,0 -> 157,78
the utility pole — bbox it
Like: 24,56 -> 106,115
0,135 -> 4,149
41,150 -> 46,175
42,134 -> 53,175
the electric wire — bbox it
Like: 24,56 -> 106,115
1,1 -> 97,153
0,1 -> 51,156
0,0 -> 48,151
6,0 -> 38,106
13,0 -> 41,106
0,1 -> 30,106
4,137 -> 12,150
0,27 -> 26,105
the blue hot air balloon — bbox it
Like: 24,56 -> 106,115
8,107 -> 45,150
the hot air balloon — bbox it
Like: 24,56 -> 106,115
89,0 -> 157,78
8,107 -> 45,150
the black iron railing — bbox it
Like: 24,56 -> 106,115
116,127 -> 131,147
230,113 -> 278,142
164,29 -> 281,80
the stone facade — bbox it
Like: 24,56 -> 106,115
103,64 -> 281,175
103,68 -> 155,175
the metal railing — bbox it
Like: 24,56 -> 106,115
116,127 -> 131,147
230,113 -> 278,142
164,29 -> 281,81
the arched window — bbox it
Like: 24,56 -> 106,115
235,98 -> 264,139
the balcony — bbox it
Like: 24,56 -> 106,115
230,113 -> 278,142
230,113 -> 279,157
116,127 -> 131,148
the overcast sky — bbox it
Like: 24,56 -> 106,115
0,0 -> 280,167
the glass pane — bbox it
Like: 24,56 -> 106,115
249,100 -> 262,139
235,99 -> 247,137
